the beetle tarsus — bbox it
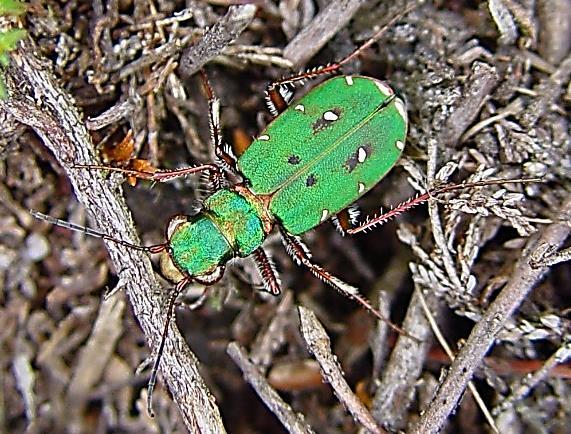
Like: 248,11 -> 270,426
332,206 -> 361,236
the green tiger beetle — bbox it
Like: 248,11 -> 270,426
32,7 -> 539,416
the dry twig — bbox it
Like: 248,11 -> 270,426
227,342 -> 315,434
299,306 -> 386,434
0,43 -> 225,433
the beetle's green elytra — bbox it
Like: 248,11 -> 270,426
238,76 -> 407,235
239,77 -> 406,201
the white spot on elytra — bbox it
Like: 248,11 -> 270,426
258,134 -> 270,141
396,140 -> 405,151
357,147 -> 367,163
375,81 -> 394,96
295,104 -> 305,112
345,76 -> 354,86
395,98 -> 407,123
320,209 -> 329,222
323,111 -> 339,121
358,182 -> 365,193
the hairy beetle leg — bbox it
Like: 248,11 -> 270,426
252,247 -> 282,295
73,162 -> 225,189
265,5 -> 417,117
278,226 -> 415,339
200,70 -> 240,175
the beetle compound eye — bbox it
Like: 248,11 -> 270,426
159,250 -> 185,283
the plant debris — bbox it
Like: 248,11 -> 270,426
0,1 -> 569,433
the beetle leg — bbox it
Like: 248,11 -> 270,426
278,226 -> 412,338
331,205 -> 361,236
252,247 -> 282,295
346,178 -> 542,235
199,70 -> 240,174
264,83 -> 294,117
73,162 -> 225,190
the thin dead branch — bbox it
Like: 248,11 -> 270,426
179,5 -> 256,78
227,342 -> 315,434
371,285 -> 436,430
283,0 -> 369,68
298,306 -> 386,434
411,193 -> 571,434
494,340 -> 571,415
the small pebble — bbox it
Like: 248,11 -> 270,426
25,233 -> 50,262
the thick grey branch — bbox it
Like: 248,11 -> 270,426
283,0 -> 368,68
0,43 -> 226,433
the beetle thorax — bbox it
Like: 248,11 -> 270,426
160,187 -> 271,283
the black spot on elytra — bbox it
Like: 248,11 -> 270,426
288,155 -> 301,165
344,144 -> 372,173
312,107 -> 342,133
306,174 -> 317,187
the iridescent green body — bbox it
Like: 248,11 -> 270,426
166,75 -> 407,279
169,216 -> 231,276
168,189 -> 266,276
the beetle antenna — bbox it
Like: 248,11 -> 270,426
338,2 -> 420,68
30,210 -> 165,253
267,3 -> 420,91
146,276 -> 190,417
347,177 -> 543,234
